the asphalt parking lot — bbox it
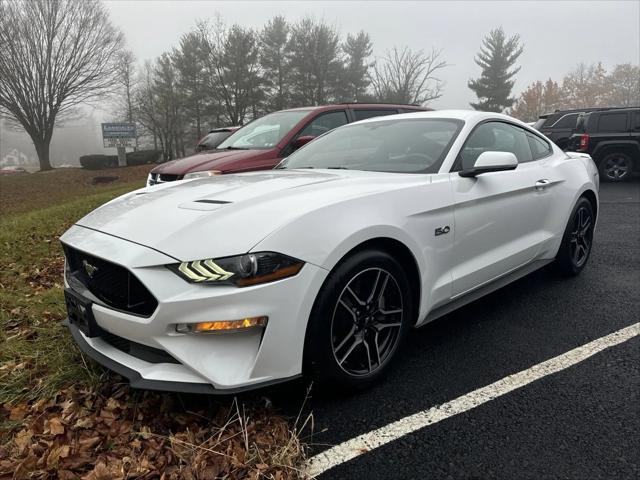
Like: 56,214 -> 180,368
270,179 -> 640,479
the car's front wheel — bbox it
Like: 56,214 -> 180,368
304,249 -> 413,390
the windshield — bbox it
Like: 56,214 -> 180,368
198,131 -> 233,150
281,118 -> 463,174
217,110 -> 311,150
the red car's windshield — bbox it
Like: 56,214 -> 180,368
198,131 -> 234,150
217,110 -> 311,150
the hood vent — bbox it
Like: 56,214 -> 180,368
194,199 -> 231,204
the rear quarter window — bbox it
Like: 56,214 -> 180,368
527,133 -> 553,160
597,112 -> 628,132
551,113 -> 579,129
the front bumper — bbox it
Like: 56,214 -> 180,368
60,225 -> 328,393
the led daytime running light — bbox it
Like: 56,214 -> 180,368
178,260 -> 233,282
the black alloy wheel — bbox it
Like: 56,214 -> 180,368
330,267 -> 404,377
569,205 -> 593,268
304,249 -> 413,390
554,197 -> 595,276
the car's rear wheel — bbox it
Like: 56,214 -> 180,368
304,249 -> 413,390
554,197 -> 595,276
599,151 -> 633,182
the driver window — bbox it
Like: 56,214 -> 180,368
300,111 -> 348,137
460,122 -> 532,170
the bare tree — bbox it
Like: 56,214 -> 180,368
510,79 -> 563,122
116,50 -> 137,124
0,0 -> 124,170
134,61 -> 162,152
370,47 -> 447,105
606,63 -> 640,107
561,62 -> 610,109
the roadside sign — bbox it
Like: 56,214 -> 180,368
101,123 -> 136,148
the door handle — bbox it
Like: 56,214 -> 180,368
535,179 -> 551,191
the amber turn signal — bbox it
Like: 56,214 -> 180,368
176,316 -> 268,334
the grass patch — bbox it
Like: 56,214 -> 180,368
0,184 -> 141,406
0,165 -> 151,215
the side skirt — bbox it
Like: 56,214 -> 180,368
420,259 -> 554,326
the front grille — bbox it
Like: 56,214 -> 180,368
160,173 -> 181,182
64,246 -> 158,317
148,173 -> 181,186
101,330 -> 179,364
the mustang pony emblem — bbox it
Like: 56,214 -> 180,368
82,259 -> 99,278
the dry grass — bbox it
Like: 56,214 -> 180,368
0,165 -> 153,216
0,168 -> 309,479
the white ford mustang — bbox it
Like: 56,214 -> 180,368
61,110 -> 599,393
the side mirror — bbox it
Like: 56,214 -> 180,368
292,135 -> 315,150
459,151 -> 518,178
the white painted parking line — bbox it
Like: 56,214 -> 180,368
306,322 -> 640,478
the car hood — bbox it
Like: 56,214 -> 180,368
71,170 -> 430,262
151,149 -> 275,175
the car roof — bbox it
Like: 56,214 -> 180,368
352,109 -> 521,124
281,103 -> 431,113
581,107 -> 639,116
543,106 -> 637,118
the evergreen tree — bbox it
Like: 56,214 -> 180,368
172,32 -> 209,141
340,31 -> 373,102
468,27 -> 523,112
288,17 -> 342,106
260,16 -> 291,111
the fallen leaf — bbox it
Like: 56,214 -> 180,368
46,417 -> 65,435
14,429 -> 33,455
9,404 -> 28,421
46,444 -> 70,468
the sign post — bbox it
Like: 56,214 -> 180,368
101,123 -> 136,166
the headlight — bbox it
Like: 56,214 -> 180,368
168,252 -> 304,286
183,170 -> 222,180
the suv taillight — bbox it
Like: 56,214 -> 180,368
579,134 -> 589,151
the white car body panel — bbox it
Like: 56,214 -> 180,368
60,110 -> 599,392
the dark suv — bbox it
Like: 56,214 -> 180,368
533,108 -> 604,149
567,107 -> 640,182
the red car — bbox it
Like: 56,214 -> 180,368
147,103 -> 428,185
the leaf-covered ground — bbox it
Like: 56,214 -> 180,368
0,167 -> 308,479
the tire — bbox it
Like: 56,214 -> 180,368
554,197 -> 595,276
598,151 -> 633,182
304,249 -> 413,390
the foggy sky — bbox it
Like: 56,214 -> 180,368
106,0 -> 640,109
